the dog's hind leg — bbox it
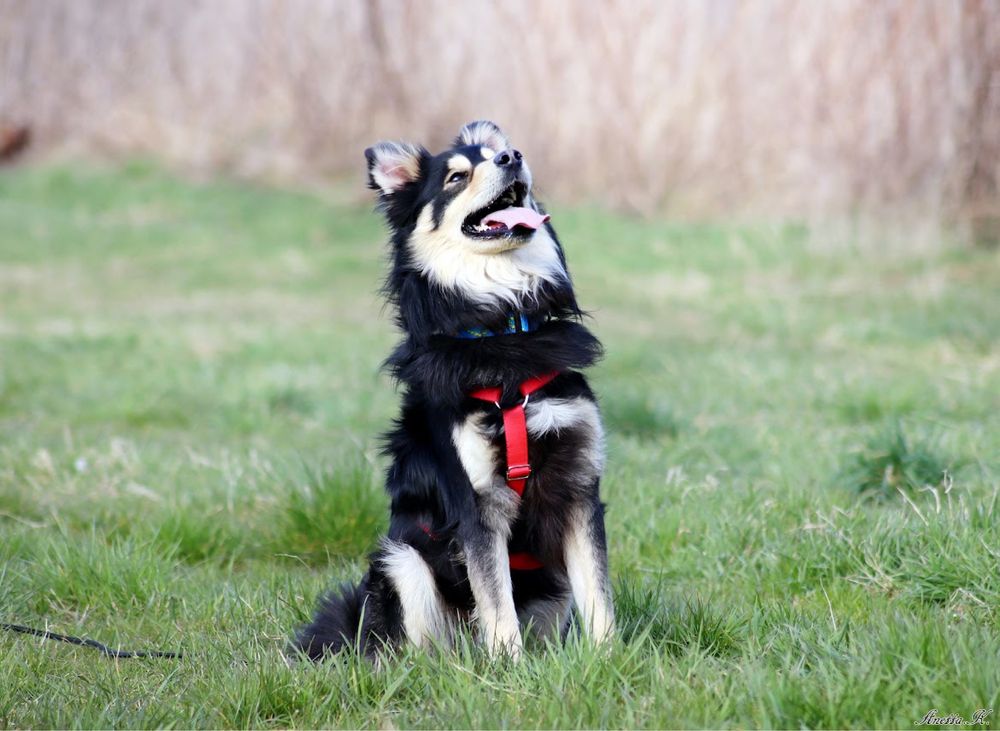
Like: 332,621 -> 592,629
379,540 -> 454,649
564,497 -> 615,642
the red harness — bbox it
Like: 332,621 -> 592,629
467,371 -> 559,571
417,372 -> 558,571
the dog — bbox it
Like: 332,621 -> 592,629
292,121 -> 613,659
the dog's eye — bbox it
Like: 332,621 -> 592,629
447,171 -> 467,184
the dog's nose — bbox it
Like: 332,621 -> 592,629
494,149 -> 523,168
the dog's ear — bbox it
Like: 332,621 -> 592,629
455,120 -> 510,151
365,141 -> 424,195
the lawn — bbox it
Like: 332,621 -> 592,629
1,163 -> 998,729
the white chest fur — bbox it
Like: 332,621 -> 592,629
410,208 -> 566,306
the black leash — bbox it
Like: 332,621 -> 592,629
1,622 -> 183,659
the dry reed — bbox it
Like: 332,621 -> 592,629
1,0 -> 998,227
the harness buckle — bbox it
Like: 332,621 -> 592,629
506,464 -> 531,482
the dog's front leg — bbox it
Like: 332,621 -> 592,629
564,497 -> 615,642
463,520 -> 523,658
452,413 -> 523,657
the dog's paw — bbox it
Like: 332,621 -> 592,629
484,624 -> 524,661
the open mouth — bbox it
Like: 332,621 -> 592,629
461,181 -> 550,240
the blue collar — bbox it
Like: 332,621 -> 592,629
454,313 -> 539,339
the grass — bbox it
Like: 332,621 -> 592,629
1,162 -> 998,729
840,422 -> 955,500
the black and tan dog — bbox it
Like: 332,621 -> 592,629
293,121 -> 613,659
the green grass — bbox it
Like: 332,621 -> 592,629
1,162 -> 998,729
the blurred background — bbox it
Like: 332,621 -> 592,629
2,0 -> 999,239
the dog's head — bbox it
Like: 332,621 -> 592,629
366,121 -> 567,305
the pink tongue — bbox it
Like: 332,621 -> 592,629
481,206 -> 551,231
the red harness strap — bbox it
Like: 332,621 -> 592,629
468,371 -> 559,571
507,552 -> 544,571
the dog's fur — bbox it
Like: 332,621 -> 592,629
292,121 -> 614,659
